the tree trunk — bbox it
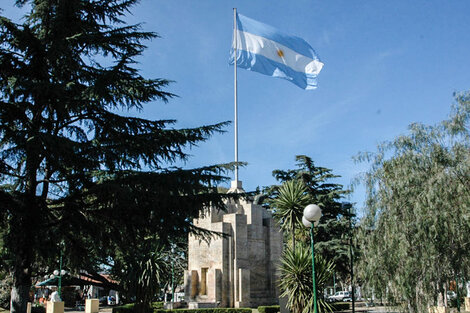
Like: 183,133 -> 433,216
444,283 -> 448,307
10,243 -> 33,313
10,195 -> 35,313
437,290 -> 444,307
10,284 -> 30,313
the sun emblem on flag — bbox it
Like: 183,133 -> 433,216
277,49 -> 285,58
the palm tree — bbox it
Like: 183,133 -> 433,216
271,179 -> 310,250
279,243 -> 335,313
113,236 -> 169,313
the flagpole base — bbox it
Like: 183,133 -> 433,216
228,180 -> 244,193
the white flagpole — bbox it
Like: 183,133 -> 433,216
233,8 -> 239,183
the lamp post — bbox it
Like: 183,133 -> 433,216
303,204 -> 322,313
59,247 -> 63,298
342,202 -> 355,313
51,269 -> 66,299
51,243 -> 66,300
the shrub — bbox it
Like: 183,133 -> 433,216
0,274 -> 12,309
154,309 -> 252,313
329,302 -> 350,312
258,305 -> 280,313
31,306 -> 46,313
113,303 -> 135,313
449,296 -> 465,309
114,305 -> 252,313
152,302 -> 164,309
279,245 -> 335,313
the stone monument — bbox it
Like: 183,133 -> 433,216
185,181 -> 283,308
465,282 -> 470,311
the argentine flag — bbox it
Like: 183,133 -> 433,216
229,13 -> 323,90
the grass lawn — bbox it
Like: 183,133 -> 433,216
0,308 -> 8,313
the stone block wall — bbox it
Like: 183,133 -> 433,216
185,197 -> 282,308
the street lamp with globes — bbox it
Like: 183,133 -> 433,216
303,204 -> 322,313
51,269 -> 67,299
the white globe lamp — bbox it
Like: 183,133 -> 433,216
303,204 -> 322,224
302,216 -> 312,228
302,203 -> 322,313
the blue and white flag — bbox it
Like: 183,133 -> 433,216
229,13 -> 323,90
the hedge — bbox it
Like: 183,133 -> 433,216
329,302 -> 350,312
257,305 -> 280,313
112,303 -> 135,313
31,306 -> 46,313
113,305 -> 252,313
154,309 -> 252,313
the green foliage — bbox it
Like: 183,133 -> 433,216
257,305 -> 280,313
152,239 -> 187,301
153,309 -> 252,313
111,240 -> 187,305
449,296 -> 464,309
113,303 -> 136,313
0,1 -> 235,312
355,92 -> 470,312
279,243 -> 335,313
270,179 -> 310,249
328,302 -> 349,311
152,302 -> 164,309
31,306 -> 46,313
263,155 -> 353,277
113,306 -> 252,313
115,240 -> 168,310
0,273 -> 12,309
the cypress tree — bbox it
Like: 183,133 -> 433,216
0,1 -> 232,312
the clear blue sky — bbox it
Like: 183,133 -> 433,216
3,1 -> 470,211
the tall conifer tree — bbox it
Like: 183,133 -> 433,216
263,155 -> 353,277
0,1 -> 232,312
